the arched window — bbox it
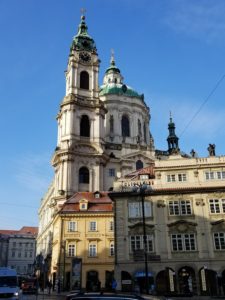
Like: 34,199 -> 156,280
143,123 -> 147,143
79,167 -> 89,184
80,71 -> 89,90
121,115 -> 130,137
136,160 -> 143,170
110,115 -> 114,133
138,119 -> 142,137
80,115 -> 90,137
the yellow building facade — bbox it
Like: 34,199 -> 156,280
51,192 -> 114,291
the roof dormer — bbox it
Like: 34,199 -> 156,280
79,199 -> 88,211
94,191 -> 101,199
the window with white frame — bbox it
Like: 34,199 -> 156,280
171,233 -> 196,251
108,168 -> 115,177
140,174 -> 149,180
167,173 -> 187,182
209,199 -> 225,214
89,244 -> 97,257
109,221 -> 114,231
178,173 -> 187,182
213,232 -> 225,250
205,171 -> 225,181
169,200 -> 192,216
68,221 -> 77,232
167,174 -> 176,182
128,202 -> 152,218
217,171 -> 225,179
130,235 -> 153,253
110,242 -> 114,256
80,203 -> 87,210
89,221 -> 97,231
68,244 -> 76,257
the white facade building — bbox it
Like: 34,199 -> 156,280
37,15 -> 155,257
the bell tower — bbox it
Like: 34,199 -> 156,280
52,14 -> 107,202
65,14 -> 99,99
167,113 -> 180,155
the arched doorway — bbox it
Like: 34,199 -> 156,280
178,266 -> 197,295
199,268 -> 218,296
134,271 -> 154,294
156,268 -> 176,296
222,270 -> 225,295
105,271 -> 114,291
86,270 -> 100,292
121,271 -> 132,292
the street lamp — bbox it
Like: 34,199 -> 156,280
133,183 -> 149,294
140,184 -> 149,294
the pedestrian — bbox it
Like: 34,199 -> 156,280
112,279 -> 117,293
47,280 -> 52,295
57,279 -> 61,294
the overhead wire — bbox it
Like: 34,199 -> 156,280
179,73 -> 225,138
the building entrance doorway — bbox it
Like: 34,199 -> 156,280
86,270 -> 100,292
178,266 -> 196,296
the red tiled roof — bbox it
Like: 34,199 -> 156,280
124,165 -> 155,179
60,192 -> 113,213
67,191 -> 112,203
0,227 -> 38,237
19,226 -> 38,236
0,230 -> 18,235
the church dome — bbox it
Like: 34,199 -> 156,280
100,53 -> 144,100
99,83 -> 143,99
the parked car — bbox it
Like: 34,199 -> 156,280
21,278 -> 38,294
66,292 -> 147,300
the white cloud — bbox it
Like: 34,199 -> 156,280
14,152 -> 53,193
162,0 -> 225,42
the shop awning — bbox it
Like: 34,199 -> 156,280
135,271 -> 153,277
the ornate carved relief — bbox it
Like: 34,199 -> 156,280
129,222 -> 154,235
195,199 -> 205,206
168,220 -> 197,233
157,200 -> 165,208
211,219 -> 225,232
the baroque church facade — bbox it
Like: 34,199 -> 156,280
37,14 -> 155,289
52,14 -> 154,200
37,14 -> 225,295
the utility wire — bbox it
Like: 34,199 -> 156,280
179,73 -> 225,137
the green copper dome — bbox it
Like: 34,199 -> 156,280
99,83 -> 144,100
70,15 -> 97,53
105,59 -> 121,74
101,53 -> 144,101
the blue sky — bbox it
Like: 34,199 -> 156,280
1,0 -> 225,229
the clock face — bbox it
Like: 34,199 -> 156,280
79,52 -> 91,63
